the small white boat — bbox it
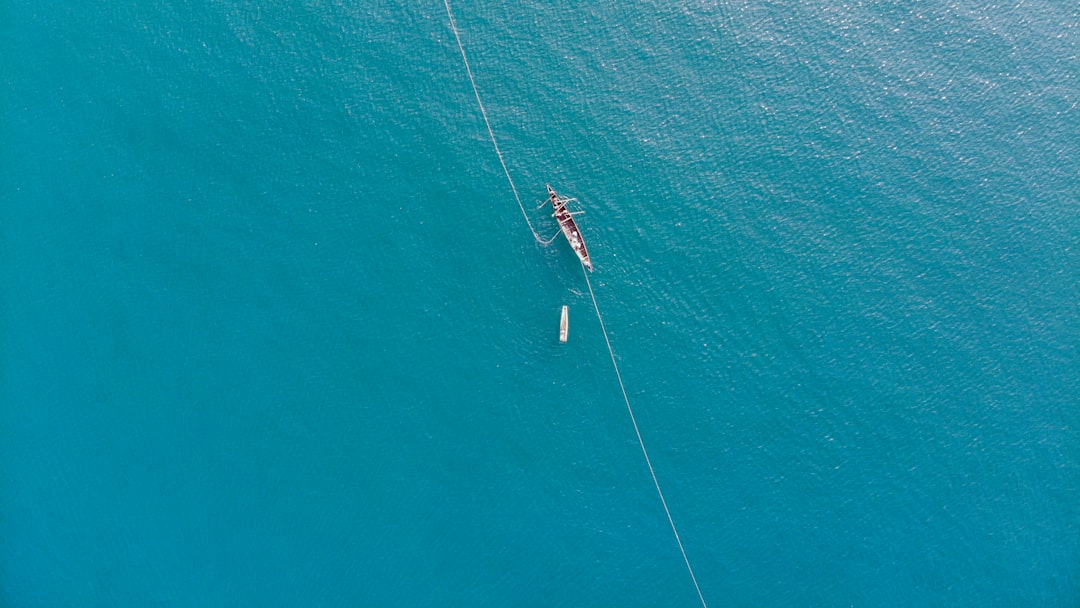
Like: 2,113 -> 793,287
559,305 -> 569,342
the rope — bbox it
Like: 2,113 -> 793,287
443,0 -> 545,243
583,267 -> 710,608
444,2 -> 707,604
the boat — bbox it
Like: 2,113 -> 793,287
559,305 -> 569,342
543,185 -> 593,271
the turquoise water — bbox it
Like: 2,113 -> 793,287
2,0 -> 1077,605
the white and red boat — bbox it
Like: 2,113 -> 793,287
542,185 -> 593,271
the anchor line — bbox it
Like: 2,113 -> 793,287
442,0 -> 544,243
582,267 -> 709,608
444,1 -> 707,605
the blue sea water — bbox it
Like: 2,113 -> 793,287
2,0 -> 1077,605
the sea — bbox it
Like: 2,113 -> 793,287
2,0 -> 1077,605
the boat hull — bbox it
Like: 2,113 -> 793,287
546,185 -> 593,271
